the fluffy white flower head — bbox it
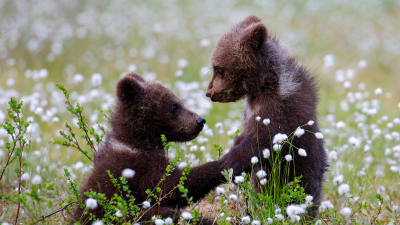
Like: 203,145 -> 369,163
260,178 -> 267,185
234,176 -> 244,184
216,187 -> 225,195
275,214 -> 284,221
306,195 -> 313,203
295,128 -> 305,137
285,155 -> 292,161
263,148 -> 270,158
266,218 -> 273,224
298,148 -> 307,157
91,73 -> 102,86
122,168 -> 136,178
340,207 -> 352,218
241,215 -> 251,224
115,210 -> 122,217
315,132 -> 323,139
85,198 -> 98,209
263,118 -> 270,126
32,175 -> 42,185
92,220 -> 104,225
181,211 -> 193,220
307,120 -> 314,126
251,156 -> 259,165
374,88 -> 382,96
165,217 -> 173,225
256,116 -> 261,121
143,201 -> 151,208
251,220 -> 260,225
333,175 -> 343,185
155,219 -> 164,225
256,170 -> 267,179
229,194 -> 238,202
338,183 -> 350,195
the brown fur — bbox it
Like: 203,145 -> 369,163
73,73 -> 225,224
206,15 -> 327,217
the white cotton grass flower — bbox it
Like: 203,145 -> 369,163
294,127 -> 305,137
298,148 -> 307,157
307,120 -> 314,126
178,59 -> 189,68
374,88 -> 382,96
165,217 -> 173,225
251,220 -> 260,225
256,170 -> 267,179
333,175 -> 343,185
275,214 -> 284,221
143,201 -> 151,208
241,215 -> 251,224
73,74 -> 84,84
181,211 -> 193,220
121,168 -> 135,178
315,220 -> 322,225
315,132 -> 323,139
263,149 -> 270,158
200,146 -> 206,151
91,73 -> 102,86
178,162 -> 187,169
256,116 -> 261,121
215,186 -> 225,195
234,176 -> 244,184
190,145 -> 198,152
92,220 -> 104,225
225,217 -> 232,222
306,195 -> 313,203
266,218 -> 273,224
229,194 -> 238,202
328,151 -> 338,161
85,198 -> 98,209
285,155 -> 292,161
273,144 -> 281,151
393,205 -> 399,213
251,156 -> 259,165
377,186 -> 385,195
263,118 -> 270,126
21,173 -> 30,181
260,178 -> 267,185
74,161 -> 84,170
340,207 -> 352,218
152,215 -> 157,221
115,210 -> 123,217
273,133 -> 288,144
155,219 -> 164,225
52,117 -> 60,123
275,208 -> 281,214
338,183 -> 350,195
336,121 -> 346,129
31,175 -> 42,185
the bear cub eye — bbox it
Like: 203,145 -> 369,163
171,103 -> 179,113
214,67 -> 224,76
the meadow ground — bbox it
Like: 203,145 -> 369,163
0,0 -> 400,224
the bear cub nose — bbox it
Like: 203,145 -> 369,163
197,117 -> 206,126
205,93 -> 211,98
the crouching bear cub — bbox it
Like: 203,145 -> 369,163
73,73 -> 225,224
206,15 -> 327,217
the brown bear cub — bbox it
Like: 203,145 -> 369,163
73,73 -> 225,224
206,15 -> 327,216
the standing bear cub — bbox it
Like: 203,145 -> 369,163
73,73 -> 225,224
206,15 -> 327,216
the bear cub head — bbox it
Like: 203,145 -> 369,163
206,15 -> 268,102
113,73 -> 206,146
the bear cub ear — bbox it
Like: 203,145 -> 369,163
116,73 -> 145,103
240,22 -> 268,51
